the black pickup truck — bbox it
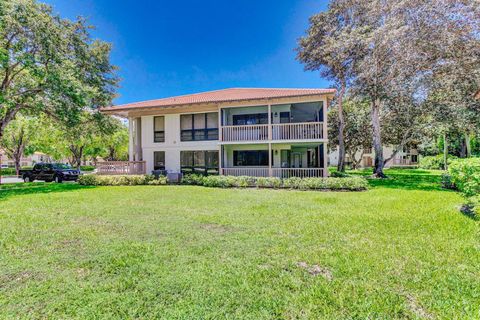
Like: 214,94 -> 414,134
20,163 -> 80,183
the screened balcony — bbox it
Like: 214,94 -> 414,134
220,101 -> 325,143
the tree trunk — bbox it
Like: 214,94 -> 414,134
14,155 -> 21,176
465,133 -> 471,158
371,99 -> 386,178
443,133 -> 448,171
337,82 -> 346,172
69,145 -> 84,170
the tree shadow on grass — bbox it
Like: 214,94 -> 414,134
0,183 -> 95,201
347,168 -> 448,192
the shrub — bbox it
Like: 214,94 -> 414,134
78,174 -> 166,186
180,173 -> 368,191
282,177 -> 303,189
256,177 -> 282,188
419,155 -> 458,170
441,173 -> 456,190
78,174 -> 98,185
80,165 -> 95,172
449,158 -> 480,197
0,168 -> 17,176
182,174 -> 205,185
147,176 -> 168,185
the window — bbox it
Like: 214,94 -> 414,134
233,150 -> 268,166
232,113 -> 268,125
180,150 -> 219,175
180,113 -> 218,141
411,155 -> 418,163
154,116 -> 165,143
279,112 -> 290,124
154,151 -> 165,170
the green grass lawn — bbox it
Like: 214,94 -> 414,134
0,170 -> 479,319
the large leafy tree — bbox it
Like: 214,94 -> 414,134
0,114 -> 39,174
0,0 -> 118,139
299,0 -> 479,177
297,3 -> 360,172
329,97 -> 371,169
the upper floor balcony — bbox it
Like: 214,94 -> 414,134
219,101 -> 326,144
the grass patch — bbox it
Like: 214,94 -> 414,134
0,170 -> 478,318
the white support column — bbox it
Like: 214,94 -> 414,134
267,103 -> 272,141
135,117 -> 142,161
128,117 -> 134,161
268,143 -> 272,177
323,98 -> 329,177
218,107 -> 223,142
219,145 -> 223,175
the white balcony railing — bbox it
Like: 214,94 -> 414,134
221,122 -> 324,142
222,167 -> 270,177
222,167 -> 325,178
272,168 -> 325,178
272,122 -> 323,140
222,124 -> 268,142
96,161 -> 146,175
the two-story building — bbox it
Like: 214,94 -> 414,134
102,88 -> 335,178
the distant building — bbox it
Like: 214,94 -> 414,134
0,149 -> 54,168
329,146 -> 419,168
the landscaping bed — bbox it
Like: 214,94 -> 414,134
78,174 -> 368,191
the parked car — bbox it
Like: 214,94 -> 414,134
20,163 -> 80,183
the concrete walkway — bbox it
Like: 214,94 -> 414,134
0,176 -> 23,184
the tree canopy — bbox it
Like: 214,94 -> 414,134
0,0 -> 118,139
298,0 -> 480,176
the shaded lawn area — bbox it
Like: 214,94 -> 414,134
346,168 -> 445,191
0,171 -> 479,319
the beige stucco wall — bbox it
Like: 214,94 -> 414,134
131,95 -> 329,174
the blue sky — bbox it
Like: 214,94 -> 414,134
43,0 -> 331,105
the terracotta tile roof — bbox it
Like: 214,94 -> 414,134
102,88 -> 335,112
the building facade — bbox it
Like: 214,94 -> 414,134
102,88 -> 335,177
0,150 -> 53,168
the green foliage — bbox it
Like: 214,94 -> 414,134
282,176 -> 368,191
0,168 -> 16,176
147,176 -> 168,185
78,174 -> 166,186
419,155 -> 458,170
330,171 -> 350,178
441,173 -> 456,190
448,158 -> 480,198
80,166 -> 95,172
0,0 -> 118,138
256,177 -> 282,188
181,174 -> 205,185
182,174 -> 368,191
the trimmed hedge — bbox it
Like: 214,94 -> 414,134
419,155 -> 458,170
0,168 -> 17,176
78,175 -> 167,186
78,173 -> 368,191
80,165 -> 96,172
182,174 -> 368,191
